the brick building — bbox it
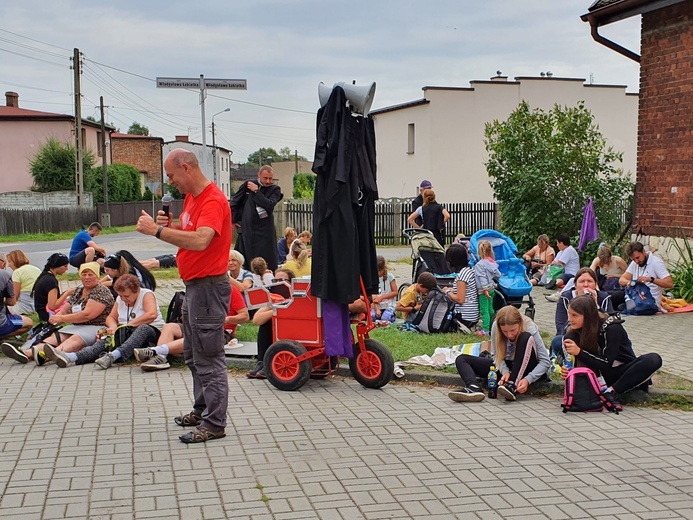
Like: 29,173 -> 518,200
582,0 -> 693,260
110,133 -> 164,193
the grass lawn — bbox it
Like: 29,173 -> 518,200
0,225 -> 138,243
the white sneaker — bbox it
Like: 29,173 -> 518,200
1,342 -> 28,364
95,352 -> 115,370
141,355 -> 170,372
545,291 -> 562,303
43,344 -> 73,368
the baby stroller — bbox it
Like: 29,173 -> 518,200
468,229 -> 536,320
400,228 -> 457,298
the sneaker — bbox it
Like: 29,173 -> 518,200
1,342 -> 28,364
448,386 -> 485,403
32,345 -> 47,366
256,367 -> 267,380
95,352 -> 115,370
246,361 -> 264,379
134,347 -> 156,363
498,381 -> 517,401
141,354 -> 170,372
545,291 -> 562,303
43,344 -> 73,368
601,389 -> 623,412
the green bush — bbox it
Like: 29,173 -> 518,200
293,172 -> 316,199
30,138 -> 95,192
91,163 -> 142,203
669,229 -> 693,302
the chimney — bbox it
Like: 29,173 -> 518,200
175,135 -> 189,142
5,91 -> 19,108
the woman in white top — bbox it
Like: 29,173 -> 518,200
45,274 -> 164,369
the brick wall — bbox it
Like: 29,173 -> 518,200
0,190 -> 93,208
636,2 -> 693,237
111,137 -> 163,186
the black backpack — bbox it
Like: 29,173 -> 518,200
406,289 -> 455,333
166,291 -> 185,323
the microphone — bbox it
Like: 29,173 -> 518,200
162,193 -> 172,222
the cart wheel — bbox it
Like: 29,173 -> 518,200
265,340 -> 312,391
398,283 -> 411,301
349,339 -> 394,389
525,306 -> 536,320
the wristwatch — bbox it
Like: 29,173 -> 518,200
650,276 -> 655,283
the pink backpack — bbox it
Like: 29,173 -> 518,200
562,367 -> 619,414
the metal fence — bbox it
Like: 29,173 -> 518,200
277,198 -> 497,246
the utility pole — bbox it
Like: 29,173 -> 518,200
199,74 -> 208,176
73,48 -> 84,206
99,96 -> 109,213
295,149 -> 299,174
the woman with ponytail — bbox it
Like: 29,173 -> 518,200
32,253 -> 75,322
282,240 -> 312,277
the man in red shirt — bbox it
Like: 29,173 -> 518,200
137,148 -> 232,444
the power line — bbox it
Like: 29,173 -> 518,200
0,27 -> 72,52
0,35 -> 68,59
81,56 -> 155,82
204,91 -> 315,115
0,46 -> 67,68
0,81 -> 70,94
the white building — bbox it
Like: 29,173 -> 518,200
162,136 -> 233,199
371,74 -> 638,203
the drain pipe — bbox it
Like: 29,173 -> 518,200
589,21 -> 640,63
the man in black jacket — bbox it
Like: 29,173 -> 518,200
230,166 -> 284,271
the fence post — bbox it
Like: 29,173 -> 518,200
393,201 -> 402,246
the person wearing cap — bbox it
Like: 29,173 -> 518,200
407,188 -> 450,247
136,148 -> 232,444
32,253 -> 75,323
411,180 -> 432,227
2,262 -> 114,365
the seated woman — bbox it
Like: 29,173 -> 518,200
101,251 -> 156,299
443,243 -> 479,333
550,267 -> 614,359
562,294 -> 662,410
0,266 -> 33,354
406,189 -> 450,247
522,234 -> 556,285
228,250 -> 254,293
31,253 -> 75,323
247,267 -> 295,379
282,240 -> 312,278
276,227 -> 296,265
7,249 -> 42,315
371,255 -> 398,323
589,243 -> 627,309
44,274 -> 164,369
250,257 -> 274,287
449,306 -> 551,402
4,262 -> 113,364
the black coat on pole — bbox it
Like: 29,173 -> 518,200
230,180 -> 283,271
311,87 -> 379,304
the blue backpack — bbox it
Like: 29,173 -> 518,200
624,282 -> 658,316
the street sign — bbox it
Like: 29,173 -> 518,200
156,77 -> 247,90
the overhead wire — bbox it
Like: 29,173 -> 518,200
0,27 -> 72,52
0,46 -> 68,68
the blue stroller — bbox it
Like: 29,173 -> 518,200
468,229 -> 536,319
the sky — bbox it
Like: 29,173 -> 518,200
1,0 -> 642,164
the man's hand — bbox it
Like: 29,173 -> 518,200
136,210 -> 159,236
247,181 -> 259,193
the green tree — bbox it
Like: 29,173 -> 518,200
293,173 -> 316,199
90,163 -> 142,203
484,101 -> 634,251
128,121 -> 150,136
30,138 -> 95,192
247,147 -> 280,166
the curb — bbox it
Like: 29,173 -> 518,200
221,357 -> 693,399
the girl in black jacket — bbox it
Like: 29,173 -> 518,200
562,294 -> 662,410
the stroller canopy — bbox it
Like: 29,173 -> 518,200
469,229 -> 519,265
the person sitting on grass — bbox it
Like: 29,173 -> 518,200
7,250 -> 41,315
68,222 -> 106,268
442,243 -> 479,334
371,255 -> 398,324
31,253 -> 75,323
561,294 -> 663,411
395,272 -> 437,320
228,250 -> 254,293
43,274 -> 164,369
282,240 -> 312,278
0,265 -> 33,345
276,227 -> 296,265
448,306 -> 551,403
250,256 -> 274,287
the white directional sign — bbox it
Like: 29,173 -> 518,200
156,77 -> 247,90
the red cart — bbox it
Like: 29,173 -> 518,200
245,278 -> 394,391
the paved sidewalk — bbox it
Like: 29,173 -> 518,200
1,361 -> 693,519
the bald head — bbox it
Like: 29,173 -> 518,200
166,148 -> 199,169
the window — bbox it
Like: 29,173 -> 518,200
96,131 -> 103,157
407,123 -> 415,154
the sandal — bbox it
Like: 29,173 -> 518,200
179,426 -> 226,444
174,412 -> 202,427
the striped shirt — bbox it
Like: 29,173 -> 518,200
452,267 -> 480,323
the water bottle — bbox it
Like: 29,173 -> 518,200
487,365 -> 498,399
564,354 -> 574,370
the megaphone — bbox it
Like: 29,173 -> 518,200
317,81 -> 376,116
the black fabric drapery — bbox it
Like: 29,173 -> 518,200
311,87 -> 379,304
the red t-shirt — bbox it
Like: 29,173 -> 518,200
224,285 -> 247,333
176,183 -> 232,281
